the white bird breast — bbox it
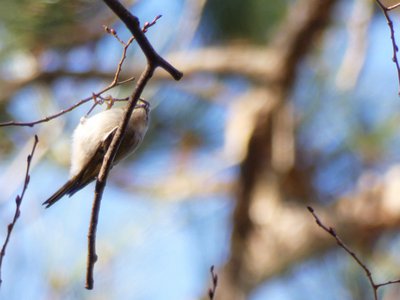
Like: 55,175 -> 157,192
70,107 -> 149,178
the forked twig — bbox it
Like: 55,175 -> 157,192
85,0 -> 182,289
307,206 -> 400,300
0,16 -> 162,128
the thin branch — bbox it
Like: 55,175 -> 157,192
104,25 -> 127,45
375,279 -> 400,289
102,0 -> 183,80
0,15 -> 162,128
307,206 -> 400,300
0,135 -> 39,287
0,82 -> 126,127
387,2 -> 400,11
307,206 -> 377,298
208,265 -> 218,300
375,0 -> 400,95
86,63 -> 153,291
0,72 -> 134,128
107,15 -> 162,84
85,0 -> 182,289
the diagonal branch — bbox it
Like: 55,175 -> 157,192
86,64 -> 153,289
307,206 -> 378,299
0,15 -> 162,127
375,0 -> 400,94
102,0 -> 183,80
0,135 -> 39,287
85,0 -> 182,289
0,81 -> 132,127
308,206 -> 400,300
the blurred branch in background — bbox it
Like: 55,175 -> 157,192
171,0 -> 207,50
222,164 -> 400,296
336,0 -> 373,91
0,45 -> 277,105
3,0 -> 400,299
218,0 -> 338,298
0,17 -> 167,127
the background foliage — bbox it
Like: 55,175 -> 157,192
1,0 -> 400,299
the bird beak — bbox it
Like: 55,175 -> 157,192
137,98 -> 150,112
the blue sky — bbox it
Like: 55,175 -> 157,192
1,1 -> 400,299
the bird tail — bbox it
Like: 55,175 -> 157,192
42,179 -> 77,208
43,125 -> 116,209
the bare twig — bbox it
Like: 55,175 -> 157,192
86,65 -> 153,290
208,265 -> 218,300
375,0 -> 400,95
102,0 -> 183,80
85,0 -> 182,289
0,135 -> 39,287
0,73 -> 134,128
142,15 -> 163,33
307,206 -> 400,300
85,94 -> 130,116
0,15 -> 163,128
104,25 -> 127,45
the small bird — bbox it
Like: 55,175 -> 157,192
43,99 -> 150,208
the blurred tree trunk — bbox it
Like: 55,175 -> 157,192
5,1 -> 400,298
218,0 -> 338,298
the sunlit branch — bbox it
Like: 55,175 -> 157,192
387,2 -> 400,11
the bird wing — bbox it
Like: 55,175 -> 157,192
43,127 -> 118,208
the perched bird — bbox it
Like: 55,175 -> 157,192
43,99 -> 150,208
